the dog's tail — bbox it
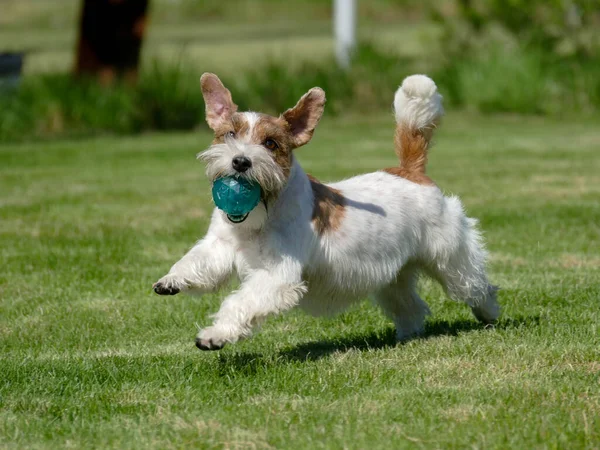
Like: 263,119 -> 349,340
392,75 -> 444,173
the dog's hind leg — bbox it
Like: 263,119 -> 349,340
428,213 -> 500,324
375,264 -> 431,341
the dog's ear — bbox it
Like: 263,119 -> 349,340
200,73 -> 238,130
282,88 -> 326,148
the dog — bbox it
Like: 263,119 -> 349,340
153,72 -> 500,350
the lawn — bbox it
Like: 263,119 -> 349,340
1,110 -> 599,449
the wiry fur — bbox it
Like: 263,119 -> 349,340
153,73 -> 500,350
199,136 -> 287,195
394,75 -> 443,129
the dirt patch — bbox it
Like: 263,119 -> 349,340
552,254 -> 600,269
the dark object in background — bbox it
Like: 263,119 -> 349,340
0,52 -> 24,92
75,0 -> 149,84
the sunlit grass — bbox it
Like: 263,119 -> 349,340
1,112 -> 599,448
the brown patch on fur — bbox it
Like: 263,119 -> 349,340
211,113 -> 250,144
307,175 -> 346,235
395,125 -> 430,172
233,114 -> 251,138
253,115 -> 295,177
383,167 -> 436,186
382,124 -> 436,186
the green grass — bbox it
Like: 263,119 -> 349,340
1,112 -> 599,448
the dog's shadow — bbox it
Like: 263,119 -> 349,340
215,315 -> 540,372
280,315 -> 541,362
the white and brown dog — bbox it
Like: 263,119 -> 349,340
153,73 -> 500,350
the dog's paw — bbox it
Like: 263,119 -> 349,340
195,328 -> 228,351
395,323 -> 426,343
153,275 -> 186,296
395,328 -> 424,343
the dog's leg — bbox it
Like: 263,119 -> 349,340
195,262 -> 306,350
430,218 -> 500,324
375,264 -> 431,341
153,234 -> 234,296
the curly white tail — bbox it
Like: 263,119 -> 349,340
392,75 -> 444,173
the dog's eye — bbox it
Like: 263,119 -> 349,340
226,131 -> 235,139
264,139 -> 278,151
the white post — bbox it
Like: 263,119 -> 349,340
334,0 -> 356,69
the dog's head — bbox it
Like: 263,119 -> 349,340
198,73 -> 325,198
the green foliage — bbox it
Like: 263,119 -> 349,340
234,43 -> 411,116
135,61 -> 205,131
432,0 -> 600,59
0,45 -> 415,142
0,62 -> 205,141
2,12 -> 600,143
434,44 -> 550,114
0,74 -> 134,140
431,0 -> 600,115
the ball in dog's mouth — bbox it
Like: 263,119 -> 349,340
211,176 -> 261,222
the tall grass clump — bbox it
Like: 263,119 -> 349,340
0,74 -> 136,141
134,61 -> 205,131
0,62 -> 205,142
435,43 -> 550,114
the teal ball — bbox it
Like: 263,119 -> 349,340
212,177 -> 261,217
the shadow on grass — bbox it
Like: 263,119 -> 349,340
279,315 -> 541,363
213,315 -> 541,372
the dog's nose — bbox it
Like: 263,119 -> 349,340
232,156 -> 252,173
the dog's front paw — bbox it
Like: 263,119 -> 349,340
153,275 -> 186,296
195,328 -> 228,351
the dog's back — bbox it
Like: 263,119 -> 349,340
301,76 -> 499,336
305,75 -> 448,291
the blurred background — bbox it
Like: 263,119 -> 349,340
1,0 -> 598,142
